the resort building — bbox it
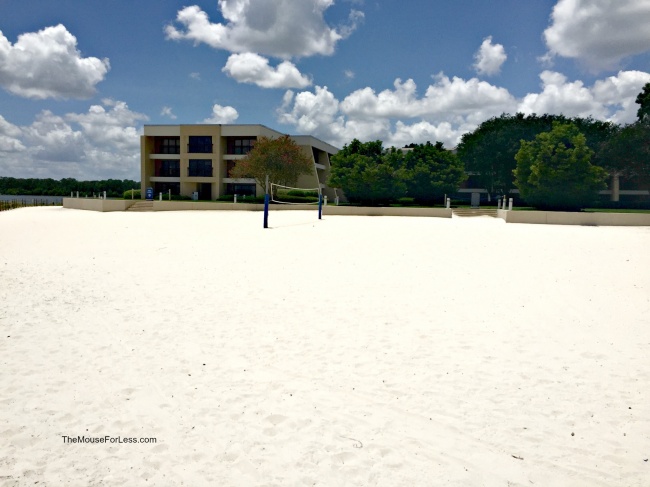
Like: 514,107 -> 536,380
140,124 -> 341,200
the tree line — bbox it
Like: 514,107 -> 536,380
328,139 -> 466,206
328,82 -> 650,210
0,177 -> 140,198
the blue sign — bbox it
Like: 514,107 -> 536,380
145,187 -> 154,200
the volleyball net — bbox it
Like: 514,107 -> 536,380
270,183 -> 321,205
263,183 -> 323,228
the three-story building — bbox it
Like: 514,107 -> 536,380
141,124 -> 341,200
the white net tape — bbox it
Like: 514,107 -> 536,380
270,183 -> 321,205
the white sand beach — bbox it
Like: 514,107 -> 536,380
1,206 -> 649,486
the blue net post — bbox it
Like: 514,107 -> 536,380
318,193 -> 323,220
263,193 -> 269,228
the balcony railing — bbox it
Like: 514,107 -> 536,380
188,144 -> 213,154
188,167 -> 213,177
155,147 -> 180,155
155,168 -> 180,177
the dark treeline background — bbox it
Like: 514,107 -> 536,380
0,177 -> 140,198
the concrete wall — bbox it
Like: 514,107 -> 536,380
63,198 -> 135,212
153,201 -> 320,211
148,200 -> 453,217
498,209 -> 650,226
324,206 -> 452,218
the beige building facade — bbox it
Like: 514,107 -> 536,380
141,124 -> 341,200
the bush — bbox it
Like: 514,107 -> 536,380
286,189 -> 319,198
396,197 -> 416,206
123,189 -> 141,199
514,123 -> 608,211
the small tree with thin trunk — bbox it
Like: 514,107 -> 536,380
230,135 -> 313,196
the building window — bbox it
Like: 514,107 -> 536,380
188,159 -> 213,177
154,182 -> 180,196
155,137 -> 180,154
188,136 -> 212,153
154,160 -> 180,177
225,183 -> 256,196
226,137 -> 256,155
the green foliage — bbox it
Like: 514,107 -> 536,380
123,189 -> 141,199
457,113 -> 615,197
328,140 -> 406,205
396,197 -> 415,206
286,189 -> 319,198
229,135 -> 312,194
0,177 -> 139,197
513,123 -> 608,210
329,139 -> 465,206
600,121 -> 650,192
402,141 -> 466,204
636,82 -> 650,122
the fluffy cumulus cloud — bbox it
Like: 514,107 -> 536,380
0,100 -> 148,179
544,0 -> 650,70
473,36 -> 507,76
0,115 -> 25,152
338,75 -> 517,125
0,25 -> 109,99
166,0 -> 363,58
278,70 -> 650,149
222,53 -> 311,88
204,104 -> 239,124
518,70 -> 650,121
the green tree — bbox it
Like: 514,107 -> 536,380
514,123 -> 608,210
328,139 -> 406,205
600,122 -> 650,196
636,82 -> 650,122
229,135 -> 313,195
402,141 -> 466,204
457,113 -> 615,199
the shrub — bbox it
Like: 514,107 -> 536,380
123,189 -> 141,199
514,123 -> 608,211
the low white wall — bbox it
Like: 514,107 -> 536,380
324,206 -> 452,218
152,201 -> 323,211
63,198 -> 135,212
498,209 -> 650,226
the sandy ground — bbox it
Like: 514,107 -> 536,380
1,206 -> 649,486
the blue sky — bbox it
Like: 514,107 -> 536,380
1,0 -> 649,180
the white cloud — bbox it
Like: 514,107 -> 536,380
222,53 -> 311,88
66,100 -> 148,152
473,36 -> 507,76
592,70 -> 650,123
204,104 -> 239,124
161,107 -> 177,119
0,115 -> 25,152
0,25 -> 109,99
339,75 -> 517,122
517,70 -> 650,121
278,70 -> 650,149
544,0 -> 650,70
165,1 -> 363,58
0,100 -> 147,179
389,121 -> 461,149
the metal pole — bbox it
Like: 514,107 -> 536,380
318,194 -> 323,220
263,175 -> 270,229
